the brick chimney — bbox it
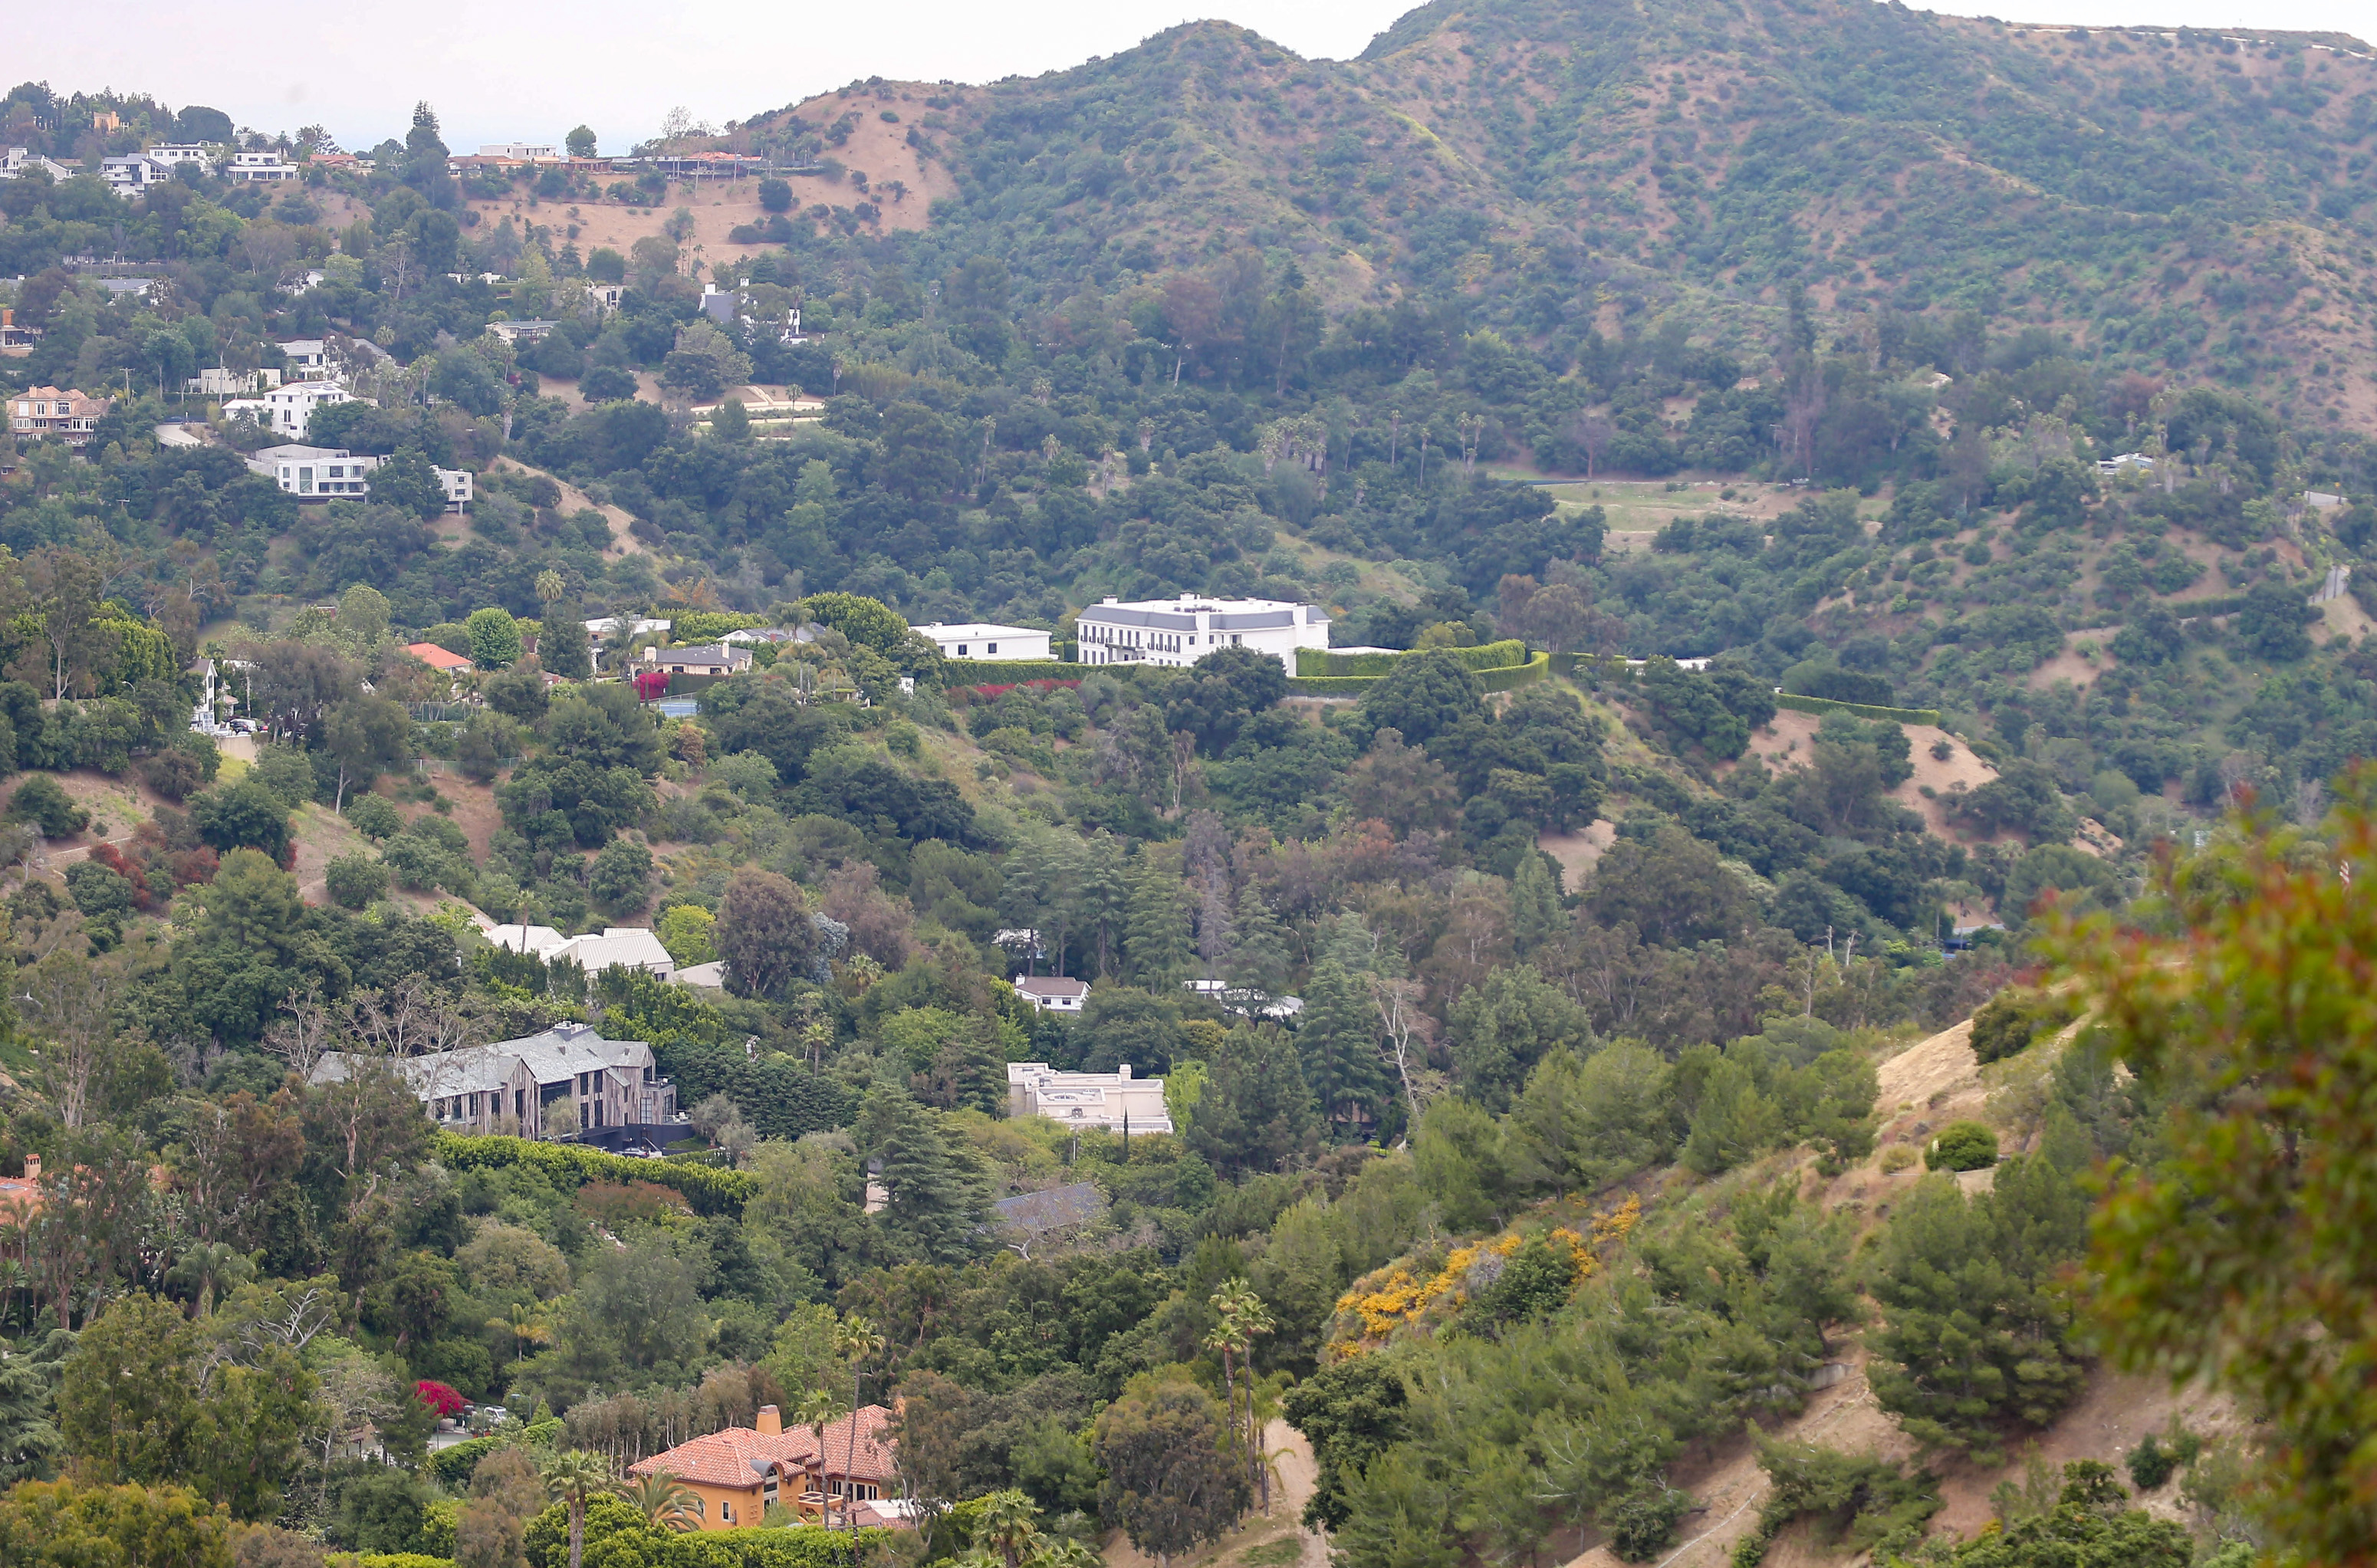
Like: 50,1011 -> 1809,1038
756,1404 -> 781,1436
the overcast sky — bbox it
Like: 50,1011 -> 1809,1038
12,0 -> 2372,155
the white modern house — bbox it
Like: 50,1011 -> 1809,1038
311,1021 -> 678,1136
243,443 -> 471,508
478,142 -> 562,162
1007,1062 -> 1172,1134
1073,596 -> 1330,675
587,615 -> 673,640
226,150 -> 298,182
489,923 -> 678,981
145,143 -> 215,169
101,153 -> 176,198
912,623 -> 1054,662
247,444 -> 380,498
1012,976 -> 1090,1014
260,380 -> 360,439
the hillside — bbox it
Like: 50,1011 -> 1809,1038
746,0 -> 2377,436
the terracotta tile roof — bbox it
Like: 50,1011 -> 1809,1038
629,1405 -> 896,1489
403,642 -> 474,672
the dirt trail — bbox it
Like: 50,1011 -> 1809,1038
488,455 -> 644,557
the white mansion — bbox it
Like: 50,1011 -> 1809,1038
1073,596 -> 1330,676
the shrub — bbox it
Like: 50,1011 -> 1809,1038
9,776 -> 88,838
325,852 -> 391,909
347,794 -> 403,840
1971,990 -> 2077,1064
190,778 -> 293,862
142,748 -> 206,801
1925,1121 -> 1999,1172
2127,1433 -> 2178,1492
1879,1145 -> 1918,1174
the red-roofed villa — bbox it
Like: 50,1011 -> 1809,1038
627,1402 -> 899,1530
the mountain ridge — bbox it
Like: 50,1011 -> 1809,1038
745,0 -> 2377,436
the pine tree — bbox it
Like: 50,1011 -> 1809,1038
1299,960 -> 1389,1137
856,1084 -> 990,1264
1510,850 -> 1563,954
1186,1026 -> 1320,1178
1125,852 -> 1192,988
1225,883 -> 1290,997
1078,832 -> 1132,978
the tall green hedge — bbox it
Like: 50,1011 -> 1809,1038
1774,692 -> 1944,726
1294,639 -> 1529,677
942,659 -> 1077,686
432,1133 -> 758,1215
1478,653 -> 1553,692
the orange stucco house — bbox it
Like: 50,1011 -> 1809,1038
628,1403 -> 898,1530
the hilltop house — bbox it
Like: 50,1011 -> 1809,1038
489,922 -> 678,981
911,623 -> 1054,662
248,444 -> 380,498
642,643 -> 752,677
1073,595 -> 1329,676
10,386 -> 113,449
1011,977 -> 1089,1014
1006,1061 -> 1172,1134
309,1021 -> 676,1137
628,1403 -> 899,1529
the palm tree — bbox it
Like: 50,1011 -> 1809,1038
794,1389 -> 840,1517
620,1470 -> 705,1531
544,1448 -> 613,1568
489,1302 -> 554,1363
973,1489 -> 1041,1568
830,1313 -> 885,1545
536,568 -> 567,608
1207,1280 -> 1275,1509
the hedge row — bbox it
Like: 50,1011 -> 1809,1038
942,659 -> 1077,685
1294,639 -> 1529,678
426,1435 -> 497,1485
1478,653 -> 1553,692
2167,592 -> 2250,620
432,1133 -> 758,1215
1774,692 -> 1945,726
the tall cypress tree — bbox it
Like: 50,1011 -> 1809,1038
1510,850 -> 1563,955
1125,852 -> 1192,988
1298,960 -> 1388,1138
1226,883 -> 1290,997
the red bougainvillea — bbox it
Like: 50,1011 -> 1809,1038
416,1379 -> 466,1417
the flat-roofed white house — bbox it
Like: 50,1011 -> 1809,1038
912,623 -> 1054,662
227,151 -> 298,182
1012,976 -> 1090,1013
1008,1061 -> 1172,1134
311,1021 -> 678,1136
248,444 -> 380,498
261,379 -> 359,438
1073,596 -> 1329,676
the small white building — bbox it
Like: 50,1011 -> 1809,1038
1008,1061 -> 1172,1134
439,466 -> 474,512
145,143 -> 215,169
479,142 -> 562,162
226,150 -> 298,182
1012,976 -> 1090,1014
1073,595 -> 1330,676
261,380 -> 359,439
587,615 -> 672,640
248,444 -> 380,498
912,623 -> 1054,662
489,923 -> 676,981
188,367 -> 281,396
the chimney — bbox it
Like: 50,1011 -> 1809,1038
2,308 -> 12,327
22,1154 -> 39,1181
1117,1063 -> 1132,1080
756,1404 -> 782,1436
